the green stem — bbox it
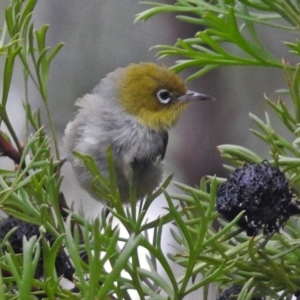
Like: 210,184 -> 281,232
44,97 -> 60,160
292,66 -> 300,122
23,71 -> 29,139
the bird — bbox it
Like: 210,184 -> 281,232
64,62 -> 213,204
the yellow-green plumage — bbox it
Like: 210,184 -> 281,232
118,63 -> 188,131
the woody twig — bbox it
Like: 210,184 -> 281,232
0,133 -> 21,165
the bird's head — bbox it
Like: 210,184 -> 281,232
116,63 -> 213,131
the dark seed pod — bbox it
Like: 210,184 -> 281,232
217,285 -> 242,300
216,161 -> 295,236
0,216 -> 74,280
217,285 -> 265,300
294,290 -> 300,300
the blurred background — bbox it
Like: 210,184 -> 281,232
0,0 -> 297,298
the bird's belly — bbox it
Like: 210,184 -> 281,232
117,162 -> 163,203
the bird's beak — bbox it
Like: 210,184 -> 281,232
177,90 -> 215,102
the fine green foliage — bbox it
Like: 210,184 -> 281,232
1,0 -> 300,299
137,0 -> 300,299
137,0 -> 298,80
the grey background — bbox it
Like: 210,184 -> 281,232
0,1 -> 297,298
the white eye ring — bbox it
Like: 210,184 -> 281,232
157,89 -> 171,104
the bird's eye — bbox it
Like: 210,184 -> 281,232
157,89 -> 171,104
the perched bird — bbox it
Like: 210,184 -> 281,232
64,62 -> 213,203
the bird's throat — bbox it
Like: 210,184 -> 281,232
137,103 -> 188,132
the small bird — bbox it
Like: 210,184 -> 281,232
64,62 -> 213,203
